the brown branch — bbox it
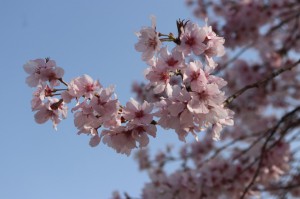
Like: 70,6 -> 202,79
224,59 -> 300,106
241,143 -> 269,198
239,106 -> 300,199
266,11 -> 300,36
197,132 -> 262,168
255,183 -> 300,192
232,133 -> 268,161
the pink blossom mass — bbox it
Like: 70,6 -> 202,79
23,1 -> 300,197
24,16 -> 233,154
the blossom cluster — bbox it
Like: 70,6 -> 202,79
134,17 -> 233,142
23,1 -> 300,198
111,1 -> 300,198
24,17 -> 233,155
127,138 -> 291,199
186,0 -> 300,50
112,1 -> 300,198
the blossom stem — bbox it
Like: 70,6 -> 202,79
53,88 -> 68,92
158,33 -> 169,37
159,38 -> 175,42
58,78 -> 68,87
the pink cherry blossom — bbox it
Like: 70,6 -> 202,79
128,123 -> 157,147
24,58 -> 64,87
102,123 -> 156,156
187,83 -> 225,114
205,71 -> 227,89
157,47 -> 185,70
123,98 -> 153,125
42,67 -> 65,87
89,128 -> 101,147
68,74 -> 102,99
89,86 -> 120,128
31,83 -> 53,111
203,22 -> 225,58
156,107 -> 189,141
202,25 -> 225,69
183,60 -> 208,92
135,17 -> 161,61
61,90 -> 74,103
22,5 -> 300,199
72,100 -> 102,135
132,82 -> 166,103
102,126 -> 136,155
34,98 -> 67,130
155,87 -> 203,141
166,88 -> 190,117
145,62 -> 173,95
177,22 -> 206,56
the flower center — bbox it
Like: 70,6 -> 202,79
166,58 -> 178,67
191,71 -> 200,81
135,110 -> 144,118
48,72 -> 57,81
185,36 -> 196,47
44,86 -> 53,97
86,84 -> 94,92
198,90 -> 208,99
160,72 -> 169,82
147,38 -> 157,49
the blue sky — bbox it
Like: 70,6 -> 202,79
0,0 -> 201,198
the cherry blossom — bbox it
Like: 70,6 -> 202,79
23,58 -> 64,87
156,47 -> 185,70
31,83 -> 53,111
187,83 -> 225,114
89,86 -> 120,128
177,22 -> 206,56
101,123 -> 156,156
183,60 -> 208,92
72,100 -> 101,135
68,74 -> 102,99
23,5 -> 300,198
34,98 -> 67,130
123,98 -> 154,125
135,17 -> 161,61
145,60 -> 173,95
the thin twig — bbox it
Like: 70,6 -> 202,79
266,12 -> 300,36
213,43 -> 253,75
255,183 -> 300,192
224,59 -> 300,106
232,132 -> 268,161
197,133 -> 261,168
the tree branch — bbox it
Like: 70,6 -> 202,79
213,43 -> 253,75
224,59 -> 300,106
239,106 -> 300,199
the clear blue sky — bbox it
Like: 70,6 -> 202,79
0,0 -> 200,199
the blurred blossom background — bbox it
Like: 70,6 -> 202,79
0,0 -> 203,198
